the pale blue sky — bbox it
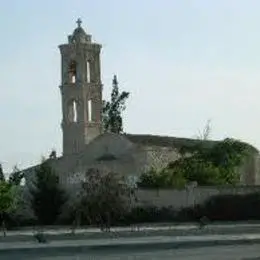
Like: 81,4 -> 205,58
1,0 -> 260,172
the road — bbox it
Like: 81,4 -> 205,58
3,223 -> 260,243
7,223 -> 260,236
2,244 -> 260,259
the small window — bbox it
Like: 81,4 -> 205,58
88,99 -> 92,122
68,61 -> 76,84
86,60 -> 91,83
72,74 -> 76,83
68,100 -> 78,122
72,101 -> 78,122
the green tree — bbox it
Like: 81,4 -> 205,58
167,156 -> 223,186
0,181 -> 17,236
8,165 -> 24,186
201,138 -> 248,184
138,167 -> 187,189
30,160 -> 67,225
138,168 -> 167,188
103,75 -> 130,133
0,164 -> 5,182
139,138 -> 249,188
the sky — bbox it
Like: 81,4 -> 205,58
1,0 -> 260,172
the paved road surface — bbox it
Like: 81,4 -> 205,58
3,223 -> 260,243
2,244 -> 260,259
2,233 -> 260,250
6,223 -> 260,236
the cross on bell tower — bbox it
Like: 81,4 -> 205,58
76,18 -> 82,28
58,19 -> 103,155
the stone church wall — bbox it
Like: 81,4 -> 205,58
143,145 -> 260,186
23,143 -> 260,187
54,144 -> 182,186
141,146 -> 181,172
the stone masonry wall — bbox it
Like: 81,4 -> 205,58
22,133 -> 260,187
53,145 -> 181,186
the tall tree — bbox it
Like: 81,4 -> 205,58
8,165 -> 24,186
30,160 -> 67,225
103,75 -> 130,133
0,181 -> 17,236
0,164 -> 5,182
197,119 -> 212,141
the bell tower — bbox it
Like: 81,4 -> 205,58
59,19 -> 103,155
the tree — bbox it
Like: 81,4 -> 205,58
164,138 -> 248,186
70,168 -> 134,230
49,149 -> 57,159
138,168 -> 171,188
0,181 -> 17,236
197,119 -> 212,140
166,156 -> 224,186
138,167 -> 187,189
103,75 -> 130,133
0,164 -> 5,182
30,160 -> 67,225
8,165 -> 24,186
138,138 -> 249,188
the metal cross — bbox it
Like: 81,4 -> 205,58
76,18 -> 82,28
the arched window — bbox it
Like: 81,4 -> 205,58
68,100 -> 78,122
88,99 -> 92,122
86,60 -> 91,83
68,61 -> 77,84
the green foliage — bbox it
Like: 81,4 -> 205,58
138,167 -> 187,189
0,164 -> 5,182
167,156 -> 225,186
0,165 -> 30,232
139,138 -> 251,188
138,168 -> 163,188
30,161 -> 67,225
103,75 -> 130,134
0,181 -> 15,214
203,138 -> 249,169
0,180 -> 19,235
198,192 -> 260,221
8,165 -> 24,186
124,192 -> 260,224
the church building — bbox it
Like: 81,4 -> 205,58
22,20 -> 260,186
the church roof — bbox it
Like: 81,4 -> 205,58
69,18 -> 92,43
124,133 -> 258,153
124,133 -> 216,150
73,26 -> 87,37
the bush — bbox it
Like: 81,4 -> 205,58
121,192 -> 260,225
4,192 -> 260,228
121,206 -> 177,225
62,169 -> 135,229
138,138 -> 251,188
197,192 -> 260,221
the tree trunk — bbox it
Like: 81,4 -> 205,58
105,212 -> 111,232
1,213 -> 6,237
71,210 -> 81,234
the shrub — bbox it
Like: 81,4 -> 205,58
198,192 -> 260,221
